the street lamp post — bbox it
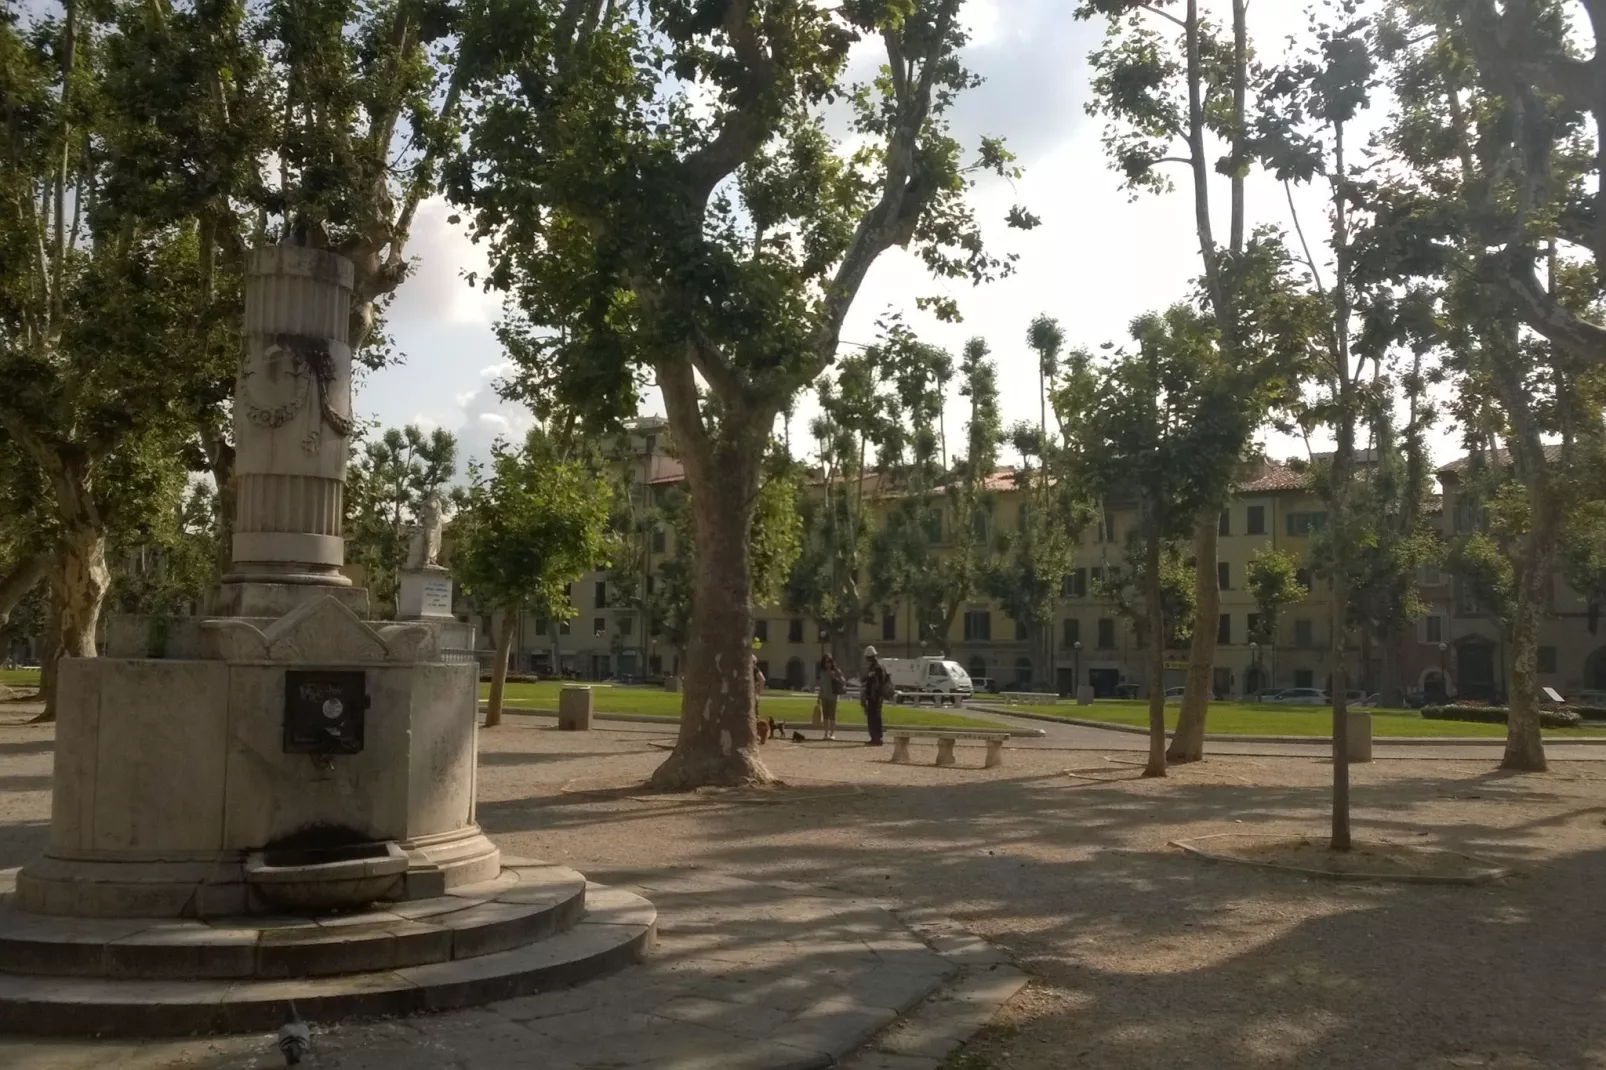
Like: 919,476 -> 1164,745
1437,641 -> 1449,699
1073,640 -> 1082,692
1249,641 -> 1260,697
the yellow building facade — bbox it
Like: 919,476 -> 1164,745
475,422 -> 1606,703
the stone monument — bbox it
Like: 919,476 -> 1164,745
397,490 -> 456,621
0,244 -> 653,1037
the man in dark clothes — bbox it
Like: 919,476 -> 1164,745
861,645 -> 890,746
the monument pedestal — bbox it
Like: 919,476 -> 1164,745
398,566 -> 455,621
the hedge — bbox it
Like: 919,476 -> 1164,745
1422,704 -> 1584,729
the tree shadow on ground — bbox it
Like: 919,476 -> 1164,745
484,748 -> 1606,1069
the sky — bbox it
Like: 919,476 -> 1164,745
357,0 -> 1455,475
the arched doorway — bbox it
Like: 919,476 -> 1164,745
1586,646 -> 1606,692
785,657 -> 805,690
1421,669 -> 1448,703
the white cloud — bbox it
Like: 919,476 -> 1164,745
389,197 -> 500,327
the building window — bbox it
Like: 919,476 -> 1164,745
1014,616 -> 1028,641
1296,568 -> 1312,593
644,433 -> 657,455
1294,619 -> 1314,648
1217,561 -> 1230,590
534,618 -> 548,636
788,618 -> 804,643
1538,646 -> 1558,674
1247,505 -> 1266,535
618,617 -> 633,636
963,611 -> 991,641
883,614 -> 896,642
1064,618 -> 1080,646
594,581 -> 607,608
1418,564 -> 1442,586
563,582 -> 572,598
1294,668 -> 1314,688
1425,615 -> 1443,644
971,507 -> 990,542
1218,614 -> 1231,645
755,619 -> 768,643
1286,511 -> 1329,536
1097,618 -> 1116,649
651,527 -> 666,554
558,618 -> 571,636
593,617 -> 605,637
646,575 -> 656,595
1219,509 -> 1230,536
1089,566 -> 1105,590
1069,568 -> 1087,598
1247,613 -> 1264,642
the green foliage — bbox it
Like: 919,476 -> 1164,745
1245,545 -> 1307,645
453,427 -> 613,622
1093,537 -> 1195,650
345,424 -> 462,615
106,482 -> 219,617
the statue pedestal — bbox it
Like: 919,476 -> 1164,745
398,567 -> 455,621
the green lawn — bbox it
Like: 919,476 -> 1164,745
0,667 -> 40,688
482,681 -> 1003,730
991,698 -> 1606,738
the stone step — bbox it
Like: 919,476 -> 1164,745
0,885 -> 656,1037
0,862 -> 586,981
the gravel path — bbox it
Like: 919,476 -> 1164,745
4,712 -> 1605,1069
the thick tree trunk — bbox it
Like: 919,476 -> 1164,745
0,552 -> 48,628
1144,526 -> 1167,778
1502,483 -> 1557,772
34,526 -> 109,723
484,610 -> 516,728
202,425 -> 236,581
1170,514 -> 1220,763
648,441 -> 771,790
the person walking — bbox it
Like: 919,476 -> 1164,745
861,646 -> 890,747
818,653 -> 846,740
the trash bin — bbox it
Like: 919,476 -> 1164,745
558,686 -> 593,731
1345,709 -> 1372,763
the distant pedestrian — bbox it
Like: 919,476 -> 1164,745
751,654 -> 766,724
861,645 -> 889,747
818,653 -> 846,740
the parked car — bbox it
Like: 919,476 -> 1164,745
1270,688 -> 1328,706
1256,688 -> 1288,703
1163,686 -> 1187,702
1113,683 -> 1140,699
969,677 -> 997,695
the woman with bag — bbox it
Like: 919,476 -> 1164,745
818,653 -> 846,740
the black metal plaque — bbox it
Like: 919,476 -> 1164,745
283,670 -> 369,754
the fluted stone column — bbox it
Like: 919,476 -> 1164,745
222,246 -> 359,609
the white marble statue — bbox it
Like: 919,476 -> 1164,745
407,492 -> 445,569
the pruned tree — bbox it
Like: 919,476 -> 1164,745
454,427 -> 614,728
1059,305 -> 1246,776
1075,0 -> 1257,754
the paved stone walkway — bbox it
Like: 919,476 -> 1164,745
0,869 -> 1022,1070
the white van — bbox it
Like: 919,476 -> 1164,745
880,657 -> 974,705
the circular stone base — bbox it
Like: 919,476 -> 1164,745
1170,833 -> 1511,885
0,861 -> 655,1037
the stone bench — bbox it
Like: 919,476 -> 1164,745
890,730 -> 1013,769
